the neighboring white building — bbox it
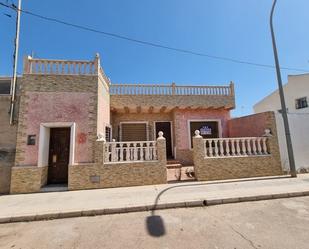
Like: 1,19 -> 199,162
254,73 -> 309,172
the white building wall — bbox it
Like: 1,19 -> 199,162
275,113 -> 309,171
254,74 -> 309,171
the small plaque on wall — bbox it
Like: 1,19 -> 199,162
27,135 -> 36,145
90,175 -> 100,183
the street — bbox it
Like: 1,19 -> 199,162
0,196 -> 308,249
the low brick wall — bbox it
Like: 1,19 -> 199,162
194,155 -> 282,181
193,136 -> 282,181
69,136 -> 167,190
193,112 -> 283,181
69,161 -> 167,190
10,166 -> 47,194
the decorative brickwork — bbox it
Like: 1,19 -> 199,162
10,166 -> 47,194
193,112 -> 283,181
111,94 -> 235,111
69,137 -> 167,190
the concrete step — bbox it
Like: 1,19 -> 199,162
167,160 -> 181,165
167,166 -> 196,182
166,163 -> 182,169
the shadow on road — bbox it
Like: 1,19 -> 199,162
145,175 -> 289,237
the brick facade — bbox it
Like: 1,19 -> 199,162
10,166 -> 47,194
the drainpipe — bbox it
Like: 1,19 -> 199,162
10,0 -> 22,125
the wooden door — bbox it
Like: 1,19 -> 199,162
155,122 -> 173,159
48,128 -> 70,184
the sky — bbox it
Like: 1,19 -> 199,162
1,0 -> 308,117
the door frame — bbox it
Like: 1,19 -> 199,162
187,119 -> 222,149
38,122 -> 76,168
153,121 -> 174,157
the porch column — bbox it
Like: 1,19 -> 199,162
192,130 -> 204,180
95,136 -> 106,165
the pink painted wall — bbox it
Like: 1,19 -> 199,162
20,92 -> 95,166
228,112 -> 273,137
97,78 -> 110,134
174,109 -> 230,150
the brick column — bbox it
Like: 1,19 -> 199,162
95,138 -> 105,165
263,128 -> 282,174
193,130 -> 204,180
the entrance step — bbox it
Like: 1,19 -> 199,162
41,184 -> 68,193
167,160 -> 181,165
167,165 -> 196,182
166,163 -> 182,169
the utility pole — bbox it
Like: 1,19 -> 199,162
10,0 -> 22,125
270,0 -> 297,177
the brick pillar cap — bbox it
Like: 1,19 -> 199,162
263,129 -> 273,137
157,131 -> 165,140
194,130 -> 202,138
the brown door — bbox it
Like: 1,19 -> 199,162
48,128 -> 70,184
155,122 -> 173,159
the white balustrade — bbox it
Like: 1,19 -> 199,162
203,137 -> 269,158
104,141 -> 158,163
109,83 -> 233,96
25,58 -> 98,75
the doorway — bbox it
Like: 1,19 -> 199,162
155,122 -> 173,159
48,128 -> 70,184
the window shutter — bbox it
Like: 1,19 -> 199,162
121,123 -> 147,141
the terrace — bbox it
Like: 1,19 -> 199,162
110,82 -> 235,113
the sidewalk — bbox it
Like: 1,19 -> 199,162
1,174 -> 309,223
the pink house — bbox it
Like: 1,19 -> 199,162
6,55 -> 283,194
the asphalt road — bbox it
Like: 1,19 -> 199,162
0,196 -> 309,249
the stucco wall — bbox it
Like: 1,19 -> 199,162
254,74 -> 309,114
0,95 -> 18,194
14,74 -> 99,167
16,92 -> 95,165
97,76 -> 110,135
0,96 -> 18,147
173,108 -> 230,165
275,113 -> 309,171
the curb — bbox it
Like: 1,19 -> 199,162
1,191 -> 309,224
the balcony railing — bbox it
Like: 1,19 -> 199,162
23,55 -> 103,76
104,141 -> 158,163
110,83 -> 234,96
203,137 -> 269,158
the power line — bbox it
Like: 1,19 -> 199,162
1,1 -> 308,73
